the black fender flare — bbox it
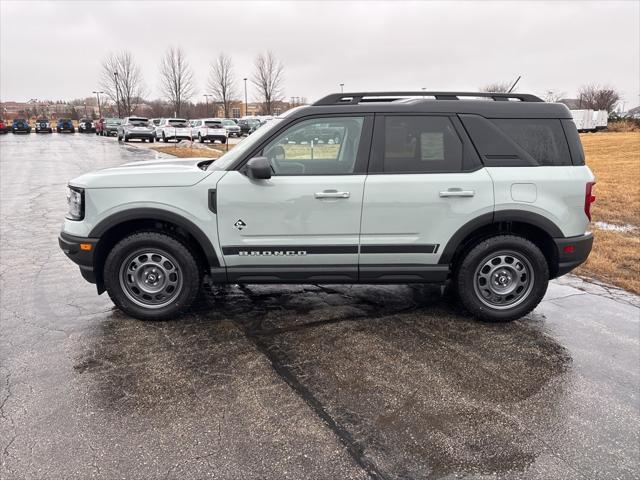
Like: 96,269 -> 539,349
438,210 -> 564,264
89,207 -> 220,267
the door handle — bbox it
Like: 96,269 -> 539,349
439,188 -> 475,198
315,190 -> 350,199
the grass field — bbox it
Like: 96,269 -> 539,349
151,145 -> 224,158
576,132 -> 640,294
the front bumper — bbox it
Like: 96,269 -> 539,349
554,232 -> 593,277
58,232 -> 99,285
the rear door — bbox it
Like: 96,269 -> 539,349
359,114 -> 494,281
216,115 -> 373,283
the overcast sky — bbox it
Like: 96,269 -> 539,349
1,0 -> 639,108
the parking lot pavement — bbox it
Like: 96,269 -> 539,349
1,133 -> 639,479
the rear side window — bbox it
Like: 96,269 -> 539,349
491,119 -> 571,166
382,116 -> 462,173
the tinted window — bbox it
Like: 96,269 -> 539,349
492,119 -> 571,166
205,121 -> 223,128
261,117 -> 364,175
382,116 -> 462,173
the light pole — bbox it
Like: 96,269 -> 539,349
243,78 -> 248,117
340,83 -> 344,93
83,102 -> 87,117
93,91 -> 104,118
113,71 -> 121,117
203,94 -> 213,117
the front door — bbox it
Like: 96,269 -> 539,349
216,115 -> 373,283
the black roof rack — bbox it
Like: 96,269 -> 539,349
314,91 -> 544,105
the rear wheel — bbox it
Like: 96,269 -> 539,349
149,137 -> 154,143
198,133 -> 203,143
454,235 -> 549,322
103,232 -> 201,321
162,133 -> 167,143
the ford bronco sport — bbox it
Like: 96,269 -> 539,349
59,91 -> 595,322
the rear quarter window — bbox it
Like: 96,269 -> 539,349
491,119 -> 571,166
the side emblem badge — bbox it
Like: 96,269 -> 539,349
234,219 -> 247,231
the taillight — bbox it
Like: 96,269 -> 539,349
585,182 -> 596,221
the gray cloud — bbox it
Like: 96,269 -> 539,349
1,0 -> 638,107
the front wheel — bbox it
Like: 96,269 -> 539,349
148,137 -> 154,143
103,232 -> 201,321
454,235 -> 549,322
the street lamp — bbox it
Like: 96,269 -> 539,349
340,83 -> 344,93
203,94 -> 213,117
113,71 -> 121,117
83,102 -> 87,117
93,91 -> 104,118
243,78 -> 248,117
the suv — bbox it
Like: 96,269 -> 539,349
221,118 -> 241,137
12,118 -> 31,133
117,117 -> 155,142
78,118 -> 95,133
156,118 -> 192,142
35,118 -> 53,133
58,91 -> 595,322
190,118 -> 228,143
57,119 -> 75,133
103,118 -> 122,137
237,117 -> 262,135
0,119 -> 7,134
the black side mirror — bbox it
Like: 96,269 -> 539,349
246,157 -> 272,180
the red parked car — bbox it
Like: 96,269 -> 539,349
0,119 -> 8,134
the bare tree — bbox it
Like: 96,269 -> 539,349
577,84 -> 620,112
100,51 -> 145,117
159,47 -> 195,117
544,90 -> 566,103
479,82 -> 512,93
252,51 -> 284,115
208,53 -> 235,118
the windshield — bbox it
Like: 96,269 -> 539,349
222,120 -> 236,126
106,118 -> 122,125
169,120 -> 188,127
59,119 -> 71,123
208,118 -> 284,171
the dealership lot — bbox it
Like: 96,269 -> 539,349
1,133 -> 638,479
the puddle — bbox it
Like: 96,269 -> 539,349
593,221 -> 638,233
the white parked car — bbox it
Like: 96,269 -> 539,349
190,118 -> 228,144
155,118 -> 192,142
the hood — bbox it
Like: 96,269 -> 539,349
70,157 -> 215,189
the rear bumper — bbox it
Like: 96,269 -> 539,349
58,232 -> 99,285
554,232 -> 593,277
126,132 -> 154,139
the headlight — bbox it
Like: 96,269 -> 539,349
66,186 -> 84,220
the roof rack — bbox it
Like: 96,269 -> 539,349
313,91 -> 544,105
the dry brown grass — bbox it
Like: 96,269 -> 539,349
580,132 -> 640,226
575,132 -> 640,294
150,146 -> 223,159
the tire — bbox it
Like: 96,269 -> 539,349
454,235 -> 549,322
103,232 -> 201,321
221,138 -> 227,144
117,134 -> 122,142
124,134 -> 129,142
149,137 -> 154,143
198,133 -> 203,143
162,133 -> 167,143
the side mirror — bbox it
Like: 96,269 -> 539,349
246,157 -> 272,180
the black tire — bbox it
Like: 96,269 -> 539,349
117,134 -> 122,142
124,135 -> 129,142
198,133 -> 203,143
103,232 -> 201,321
162,133 -> 167,143
454,235 -> 549,322
149,137 -> 154,143
221,138 -> 227,144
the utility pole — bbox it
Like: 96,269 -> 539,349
83,102 -> 87,117
93,91 -> 104,118
243,78 -> 248,117
203,94 -> 213,117
113,71 -> 121,117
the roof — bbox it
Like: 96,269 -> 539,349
291,91 -> 572,119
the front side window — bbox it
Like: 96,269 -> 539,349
382,116 -> 462,173
260,117 -> 364,175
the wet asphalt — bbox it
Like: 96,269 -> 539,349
1,132 -> 639,480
